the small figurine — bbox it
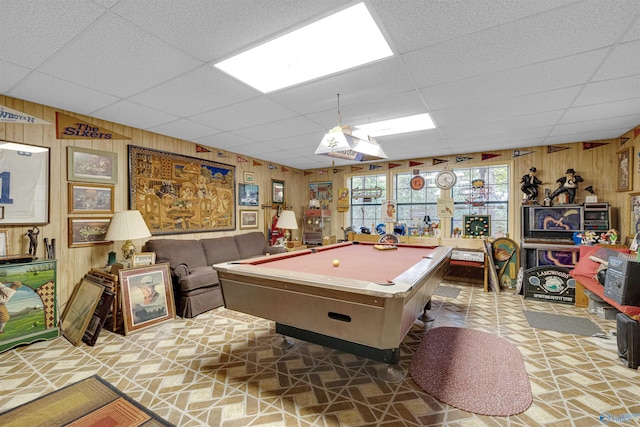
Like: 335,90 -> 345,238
25,226 -> 40,257
520,167 -> 542,203
549,168 -> 584,204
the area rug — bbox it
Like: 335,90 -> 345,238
410,327 -> 532,416
0,375 -> 174,427
523,310 -> 603,336
434,285 -> 461,298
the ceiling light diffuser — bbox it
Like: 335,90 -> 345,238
214,3 -> 393,93
353,113 -> 436,137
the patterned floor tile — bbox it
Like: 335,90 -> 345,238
2,283 -> 640,426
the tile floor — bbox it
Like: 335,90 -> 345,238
1,284 -> 639,427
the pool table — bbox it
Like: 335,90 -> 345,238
214,242 -> 451,364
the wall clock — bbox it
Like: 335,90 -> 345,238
435,170 -> 457,190
410,175 -> 425,190
464,215 -> 491,237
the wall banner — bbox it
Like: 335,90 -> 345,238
56,112 -> 130,140
0,105 -> 51,125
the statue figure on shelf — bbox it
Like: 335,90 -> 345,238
520,167 -> 542,203
25,226 -> 40,257
549,168 -> 583,204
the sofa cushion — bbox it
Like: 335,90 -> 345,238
145,239 -> 208,269
201,236 -> 241,265
235,232 -> 269,259
178,266 -> 219,292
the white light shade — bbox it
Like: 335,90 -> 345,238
276,210 -> 298,230
106,210 -> 152,241
315,126 -> 389,161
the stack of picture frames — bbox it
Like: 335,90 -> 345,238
60,271 -> 116,347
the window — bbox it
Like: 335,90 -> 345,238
394,171 -> 440,231
349,164 -> 510,237
451,165 -> 509,236
349,174 -> 386,233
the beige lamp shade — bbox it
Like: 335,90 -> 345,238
106,210 -> 152,260
276,210 -> 298,230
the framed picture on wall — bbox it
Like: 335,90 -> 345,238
272,180 -> 284,204
617,146 -> 633,192
0,141 -> 50,225
630,192 -> 640,237
67,146 -> 118,184
239,183 -> 259,206
68,217 -> 112,248
240,210 -> 259,229
68,183 -> 114,214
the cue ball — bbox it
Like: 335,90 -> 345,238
332,259 -> 340,267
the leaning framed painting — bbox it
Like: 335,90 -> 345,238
0,140 -> 50,225
128,145 -> 236,234
630,192 -> 640,237
60,278 -> 105,346
118,263 -> 175,335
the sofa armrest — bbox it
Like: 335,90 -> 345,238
173,263 -> 190,280
266,245 -> 286,255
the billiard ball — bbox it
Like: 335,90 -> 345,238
332,259 -> 340,267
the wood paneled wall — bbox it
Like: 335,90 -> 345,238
2,94 -> 638,310
0,95 -> 306,309
303,130 -> 640,246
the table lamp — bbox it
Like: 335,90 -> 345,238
106,210 -> 152,261
276,210 -> 298,243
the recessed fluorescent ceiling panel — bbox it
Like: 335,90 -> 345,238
353,113 -> 436,137
214,2 -> 393,93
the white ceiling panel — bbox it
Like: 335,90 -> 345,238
39,13 -> 202,98
92,100 -> 179,130
0,61 -> 33,93
129,65 -> 260,117
1,0 -> 639,169
7,72 -> 119,114
0,1 -> 106,68
190,97 -> 298,131
147,119 -> 222,141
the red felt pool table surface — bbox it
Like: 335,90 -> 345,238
242,242 -> 440,285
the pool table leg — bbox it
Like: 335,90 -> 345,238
274,334 -> 294,349
417,299 -> 435,322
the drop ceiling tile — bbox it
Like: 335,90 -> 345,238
431,88 -> 578,127
190,97 -> 298,131
574,75 -> 640,106
404,0 -> 637,88
422,50 -> 606,110
129,66 -> 259,117
194,132 -> 253,151
560,98 -> 640,124
233,142 -> 281,157
545,127 -> 633,144
269,57 -> 415,116
39,13 -> 202,98
231,117 -> 324,142
0,61 -> 32,93
549,116 -> 640,137
92,100 -> 179,130
372,0 -> 577,53
593,40 -> 640,81
111,0 -> 347,62
0,1 -> 107,68
7,72 -> 119,114
147,119 -> 222,141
